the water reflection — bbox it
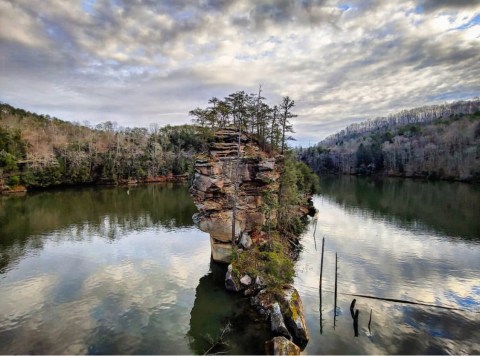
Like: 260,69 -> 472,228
295,177 -> 480,354
0,222 -> 212,354
1,180 -> 479,354
317,176 -> 480,240
349,299 -> 359,337
0,184 -> 214,354
0,184 -> 198,273
188,260 -> 272,355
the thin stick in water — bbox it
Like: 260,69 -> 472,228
368,308 -> 372,333
319,237 -> 325,289
319,237 -> 325,334
334,252 -> 338,330
319,286 -> 323,334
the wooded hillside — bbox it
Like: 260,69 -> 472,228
299,99 -> 480,181
0,89 -> 306,190
0,103 -> 207,189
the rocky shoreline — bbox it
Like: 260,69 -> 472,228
190,128 -> 313,354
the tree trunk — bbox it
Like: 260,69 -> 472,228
232,126 -> 241,243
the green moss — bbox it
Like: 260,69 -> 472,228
231,232 -> 295,293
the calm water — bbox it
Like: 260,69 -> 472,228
0,184 -> 269,355
0,179 -> 479,354
296,176 -> 480,354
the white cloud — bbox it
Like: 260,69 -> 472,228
0,0 -> 479,144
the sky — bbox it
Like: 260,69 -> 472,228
0,0 -> 479,146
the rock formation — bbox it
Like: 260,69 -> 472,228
265,336 -> 301,355
190,128 -> 282,263
190,128 -> 311,354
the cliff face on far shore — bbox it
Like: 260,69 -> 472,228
190,128 -> 283,263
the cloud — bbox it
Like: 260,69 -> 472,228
417,0 -> 480,12
0,0 -> 479,144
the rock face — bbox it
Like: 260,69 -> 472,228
190,128 -> 310,353
265,336 -> 301,355
282,287 -> 309,349
190,128 -> 283,263
270,302 -> 291,339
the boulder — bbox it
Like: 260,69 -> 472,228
190,129 -> 287,268
225,264 -> 242,291
239,232 -> 253,249
282,288 -> 309,349
265,336 -> 300,355
244,275 -> 264,297
255,275 -> 265,289
240,274 -> 252,286
198,213 -> 243,242
270,302 -> 291,339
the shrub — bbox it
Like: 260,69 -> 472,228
7,175 -> 20,186
0,151 -> 17,172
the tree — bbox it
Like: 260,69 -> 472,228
279,96 -> 297,154
0,151 -> 17,172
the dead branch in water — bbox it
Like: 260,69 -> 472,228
203,321 -> 232,355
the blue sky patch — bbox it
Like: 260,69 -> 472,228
82,0 -> 96,14
455,13 -> 480,30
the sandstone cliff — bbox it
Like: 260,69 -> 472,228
190,128 -> 311,354
190,128 -> 282,263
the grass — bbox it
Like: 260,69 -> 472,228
231,232 -> 295,294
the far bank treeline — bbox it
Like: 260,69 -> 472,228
299,99 -> 480,182
0,91 -> 317,193
0,103 -> 204,189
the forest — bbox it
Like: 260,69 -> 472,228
0,89 -> 310,191
299,99 -> 480,181
0,102 -> 208,189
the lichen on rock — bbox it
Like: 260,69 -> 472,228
282,287 -> 309,349
265,336 -> 301,355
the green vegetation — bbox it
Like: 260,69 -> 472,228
0,102 -> 212,189
188,90 -> 318,294
0,151 -> 17,172
232,233 -> 295,294
189,89 -> 297,154
300,101 -> 480,182
278,154 -> 318,233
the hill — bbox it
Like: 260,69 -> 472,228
299,99 -> 480,181
0,102 -> 207,190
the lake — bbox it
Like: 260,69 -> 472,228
0,178 -> 479,354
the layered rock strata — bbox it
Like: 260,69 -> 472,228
190,128 -> 310,354
190,128 -> 282,263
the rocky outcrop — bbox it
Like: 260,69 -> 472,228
282,287 -> 309,348
190,128 -> 283,263
190,128 -> 310,354
265,336 -> 301,355
270,302 -> 291,339
225,264 -> 242,292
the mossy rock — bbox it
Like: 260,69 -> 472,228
281,287 -> 309,350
